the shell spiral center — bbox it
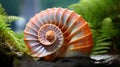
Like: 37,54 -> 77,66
45,30 -> 55,43
38,24 -> 63,46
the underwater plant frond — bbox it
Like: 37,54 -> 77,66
69,0 -> 120,55
0,4 -> 28,55
5,16 -> 25,23
92,18 -> 118,55
0,16 -> 28,54
100,18 -> 117,37
92,34 -> 112,55
0,4 -> 7,15
69,0 -> 120,28
0,4 -> 24,23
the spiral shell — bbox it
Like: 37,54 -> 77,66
24,8 -> 93,61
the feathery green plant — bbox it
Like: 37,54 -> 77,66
0,4 -> 28,55
92,18 -> 114,55
68,0 -> 120,55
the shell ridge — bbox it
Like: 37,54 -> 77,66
36,47 -> 45,57
31,46 -> 43,57
58,8 -> 66,27
71,43 -> 93,50
63,15 -> 81,35
68,33 -> 92,45
24,31 -> 38,37
53,8 -> 60,25
26,24 -> 38,32
35,16 -> 44,26
31,45 -> 42,52
71,36 -> 93,49
36,13 -> 46,25
65,22 -> 88,39
30,43 -> 40,48
24,38 -> 38,41
47,9 -> 54,24
59,9 -> 67,28
41,11 -> 49,24
52,8 -> 57,24
32,16 -> 41,28
61,11 -> 74,30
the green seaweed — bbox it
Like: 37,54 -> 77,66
0,4 -> 28,55
69,0 -> 120,55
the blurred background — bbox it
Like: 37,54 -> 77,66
0,0 -> 79,32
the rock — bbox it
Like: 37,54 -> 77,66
13,55 -> 120,67
1,54 -> 120,67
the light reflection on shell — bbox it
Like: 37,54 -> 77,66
24,8 -> 93,61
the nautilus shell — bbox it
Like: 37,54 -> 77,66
24,8 -> 93,61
